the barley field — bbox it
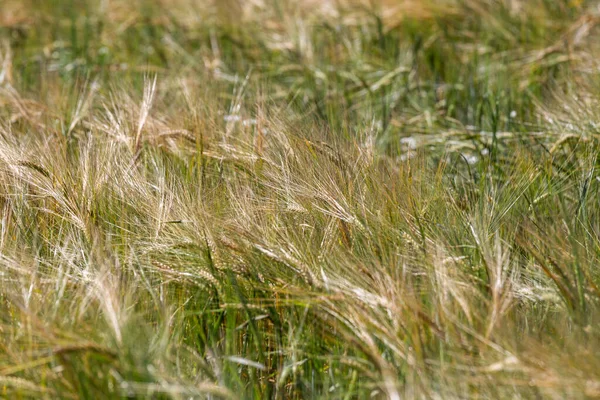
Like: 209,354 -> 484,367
1,0 -> 600,398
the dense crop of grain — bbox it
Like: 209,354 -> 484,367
2,1 -> 600,398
